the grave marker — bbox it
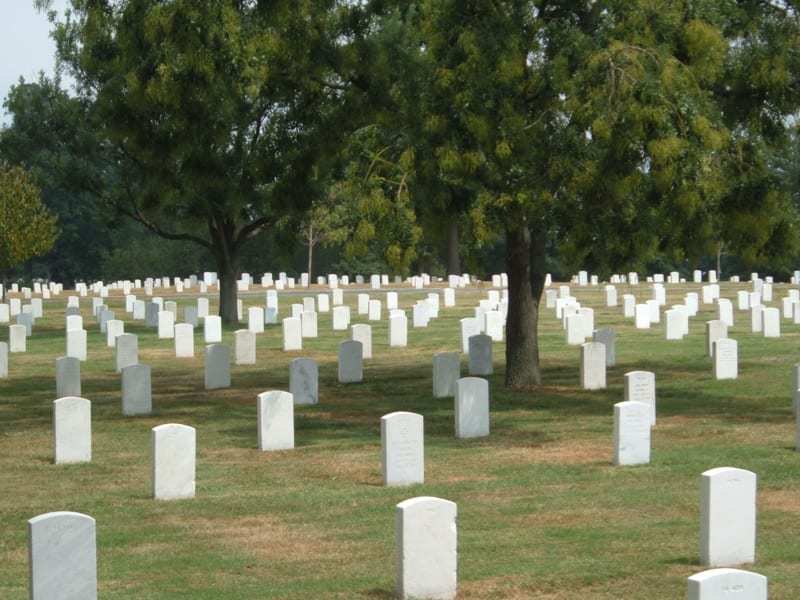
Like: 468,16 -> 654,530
381,412 -> 424,486
152,424 -> 196,500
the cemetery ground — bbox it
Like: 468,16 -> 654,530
2,283 -> 800,599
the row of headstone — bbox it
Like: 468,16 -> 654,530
23,502 -> 768,600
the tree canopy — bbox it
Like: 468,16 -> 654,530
49,0 -> 375,322
0,164 -> 59,290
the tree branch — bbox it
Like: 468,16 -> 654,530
235,216 -> 271,246
117,202 -> 213,249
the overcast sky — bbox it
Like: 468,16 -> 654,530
0,0 -> 70,125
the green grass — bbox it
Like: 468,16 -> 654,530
2,282 -> 800,598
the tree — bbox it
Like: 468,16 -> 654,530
369,1 -> 800,387
0,76 -> 114,284
49,0 -> 371,323
297,194 -> 350,282
0,164 -> 58,298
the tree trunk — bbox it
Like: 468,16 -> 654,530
716,242 -> 723,278
218,258 -> 239,325
211,220 -> 240,325
504,223 -> 545,388
446,220 -> 461,275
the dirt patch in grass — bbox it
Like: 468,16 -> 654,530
760,489 -> 800,514
458,577 -> 534,599
493,438 -> 609,465
171,513 -> 359,568
290,449 -> 380,485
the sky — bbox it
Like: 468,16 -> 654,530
0,0 -> 70,125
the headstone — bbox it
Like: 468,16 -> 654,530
634,304 -> 651,329
204,315 -> 222,343
592,328 -> 616,367
66,314 -> 83,331
205,344 -> 231,389
412,302 -> 429,328
381,412 -> 424,486
705,320 -> 728,357
751,305 -> 764,333
687,568 -> 767,600
233,329 -> 256,365
622,294 -> 636,318
646,299 -> 660,323
738,290 -> 751,311
122,364 -> 152,415
700,467 -> 757,567
184,306 -> 199,327
460,317 -> 481,353
717,299 -> 734,327
28,512 -> 97,600
665,308 -> 684,340
158,310 -> 175,340
580,342 -> 606,390
290,358 -> 318,405
248,306 -> 265,334
484,311 -> 504,342
9,324 -> 26,352
152,424 -> 196,500
686,292 -> 699,316
762,307 -> 780,337
257,390 -> 295,451
56,356 -> 81,398
106,319 -> 124,347
352,324 -> 373,359
624,371 -> 656,425
301,310 -> 318,338
357,293 -> 370,315
566,312 -> 587,345
53,396 -> 91,464
390,314 -> 408,347
455,377 -> 489,438
713,338 -> 738,380
332,305 -> 350,330
443,288 -> 455,307
145,302 -> 159,327
0,341 -> 7,378
467,334 -> 492,376
395,497 -> 457,600
433,353 -> 460,398
368,299 -> 382,321
338,340 -> 363,383
605,286 -> 618,307
282,317 -> 302,351
110,334 -> 137,374
174,323 -> 194,358
164,300 -> 178,318
387,291 -> 399,310
613,401 -> 651,466
133,300 -> 146,320
17,312 -> 34,335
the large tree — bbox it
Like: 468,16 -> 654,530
48,0 -> 371,322
368,0 -> 800,387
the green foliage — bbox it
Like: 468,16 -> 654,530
0,164 -> 58,273
49,0 -> 372,319
362,0 -> 800,277
0,76 -> 113,283
325,127 -> 423,275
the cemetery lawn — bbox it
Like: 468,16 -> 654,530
2,284 -> 800,599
